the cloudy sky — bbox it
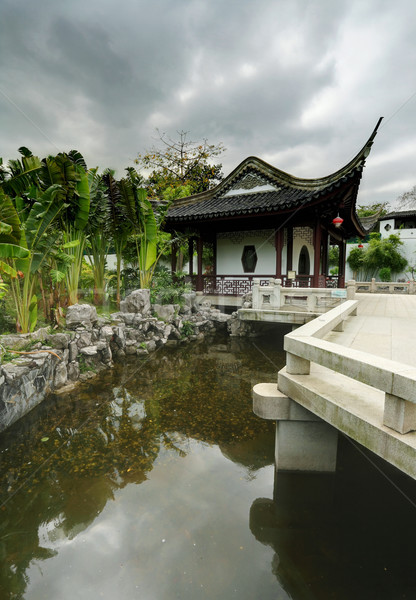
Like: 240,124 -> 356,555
1,0 -> 415,208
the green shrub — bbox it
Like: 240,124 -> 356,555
150,267 -> 191,305
379,267 -> 391,282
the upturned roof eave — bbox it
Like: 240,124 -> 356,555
167,118 -> 383,214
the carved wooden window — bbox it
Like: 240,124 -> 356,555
241,245 -> 258,273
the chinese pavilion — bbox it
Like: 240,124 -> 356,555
164,118 -> 382,295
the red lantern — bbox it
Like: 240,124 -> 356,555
332,214 -> 343,228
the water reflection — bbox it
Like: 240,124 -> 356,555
251,437 -> 416,599
0,333 -> 279,599
1,329 -> 415,599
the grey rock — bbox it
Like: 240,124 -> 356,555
54,362 -> 68,388
46,333 -> 70,349
80,346 -> 98,356
100,325 -> 114,341
152,304 -> 177,322
77,331 -> 93,348
69,341 -> 78,362
66,304 -> 98,329
120,289 -> 151,315
67,361 -> 80,381
146,340 -> 157,352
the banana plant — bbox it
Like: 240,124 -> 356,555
1,185 -> 64,332
103,171 -> 134,306
40,152 -> 90,305
84,169 -> 110,305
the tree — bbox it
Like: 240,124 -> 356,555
84,168 -> 109,306
356,202 -> 390,217
348,233 -> 408,281
0,185 -> 64,332
135,130 -> 225,198
39,151 -> 90,305
347,247 -> 365,280
395,185 -> 416,210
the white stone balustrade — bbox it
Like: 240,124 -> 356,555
282,300 -> 416,435
251,278 -> 354,313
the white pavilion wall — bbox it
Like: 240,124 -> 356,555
216,230 -> 275,275
215,226 -> 315,277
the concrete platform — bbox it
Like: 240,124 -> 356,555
325,293 -> 416,366
277,294 -> 416,479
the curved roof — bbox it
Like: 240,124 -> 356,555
166,119 -> 382,227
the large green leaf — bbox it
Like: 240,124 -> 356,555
2,155 -> 42,197
74,164 -> 90,230
29,294 -> 38,332
0,191 -> 22,244
0,260 -> 17,277
0,243 -> 29,258
0,222 -> 12,235
24,184 -> 64,250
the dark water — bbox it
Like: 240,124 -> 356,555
0,331 -> 415,599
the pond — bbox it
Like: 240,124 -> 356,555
0,330 -> 415,599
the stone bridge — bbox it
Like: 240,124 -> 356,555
253,294 -> 416,480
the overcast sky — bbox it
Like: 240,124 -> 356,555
1,0 -> 415,209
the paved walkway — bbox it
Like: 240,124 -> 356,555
325,293 -> 416,367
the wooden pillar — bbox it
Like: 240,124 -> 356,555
275,228 -> 283,278
213,236 -> 217,277
171,241 -> 177,274
188,237 -> 194,276
321,230 -> 329,277
286,228 -> 293,272
338,240 -> 346,288
196,237 -> 204,292
313,220 -> 322,288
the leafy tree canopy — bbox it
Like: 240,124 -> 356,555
356,202 -> 390,217
347,232 -> 407,281
135,130 -> 225,198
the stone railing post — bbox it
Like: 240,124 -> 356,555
347,280 -> 356,300
272,278 -> 282,308
371,278 -> 376,293
251,278 -> 261,309
409,280 -> 415,294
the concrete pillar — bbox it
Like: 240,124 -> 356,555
286,352 -> 310,375
275,420 -> 338,472
384,393 -> 416,434
252,383 -> 338,473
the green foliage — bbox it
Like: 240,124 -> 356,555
328,245 -> 339,267
181,321 -> 195,338
348,233 -> 407,281
78,354 -> 96,374
379,267 -> 391,281
150,268 -> 191,305
135,130 -> 225,198
347,247 -> 365,279
356,202 -> 389,218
